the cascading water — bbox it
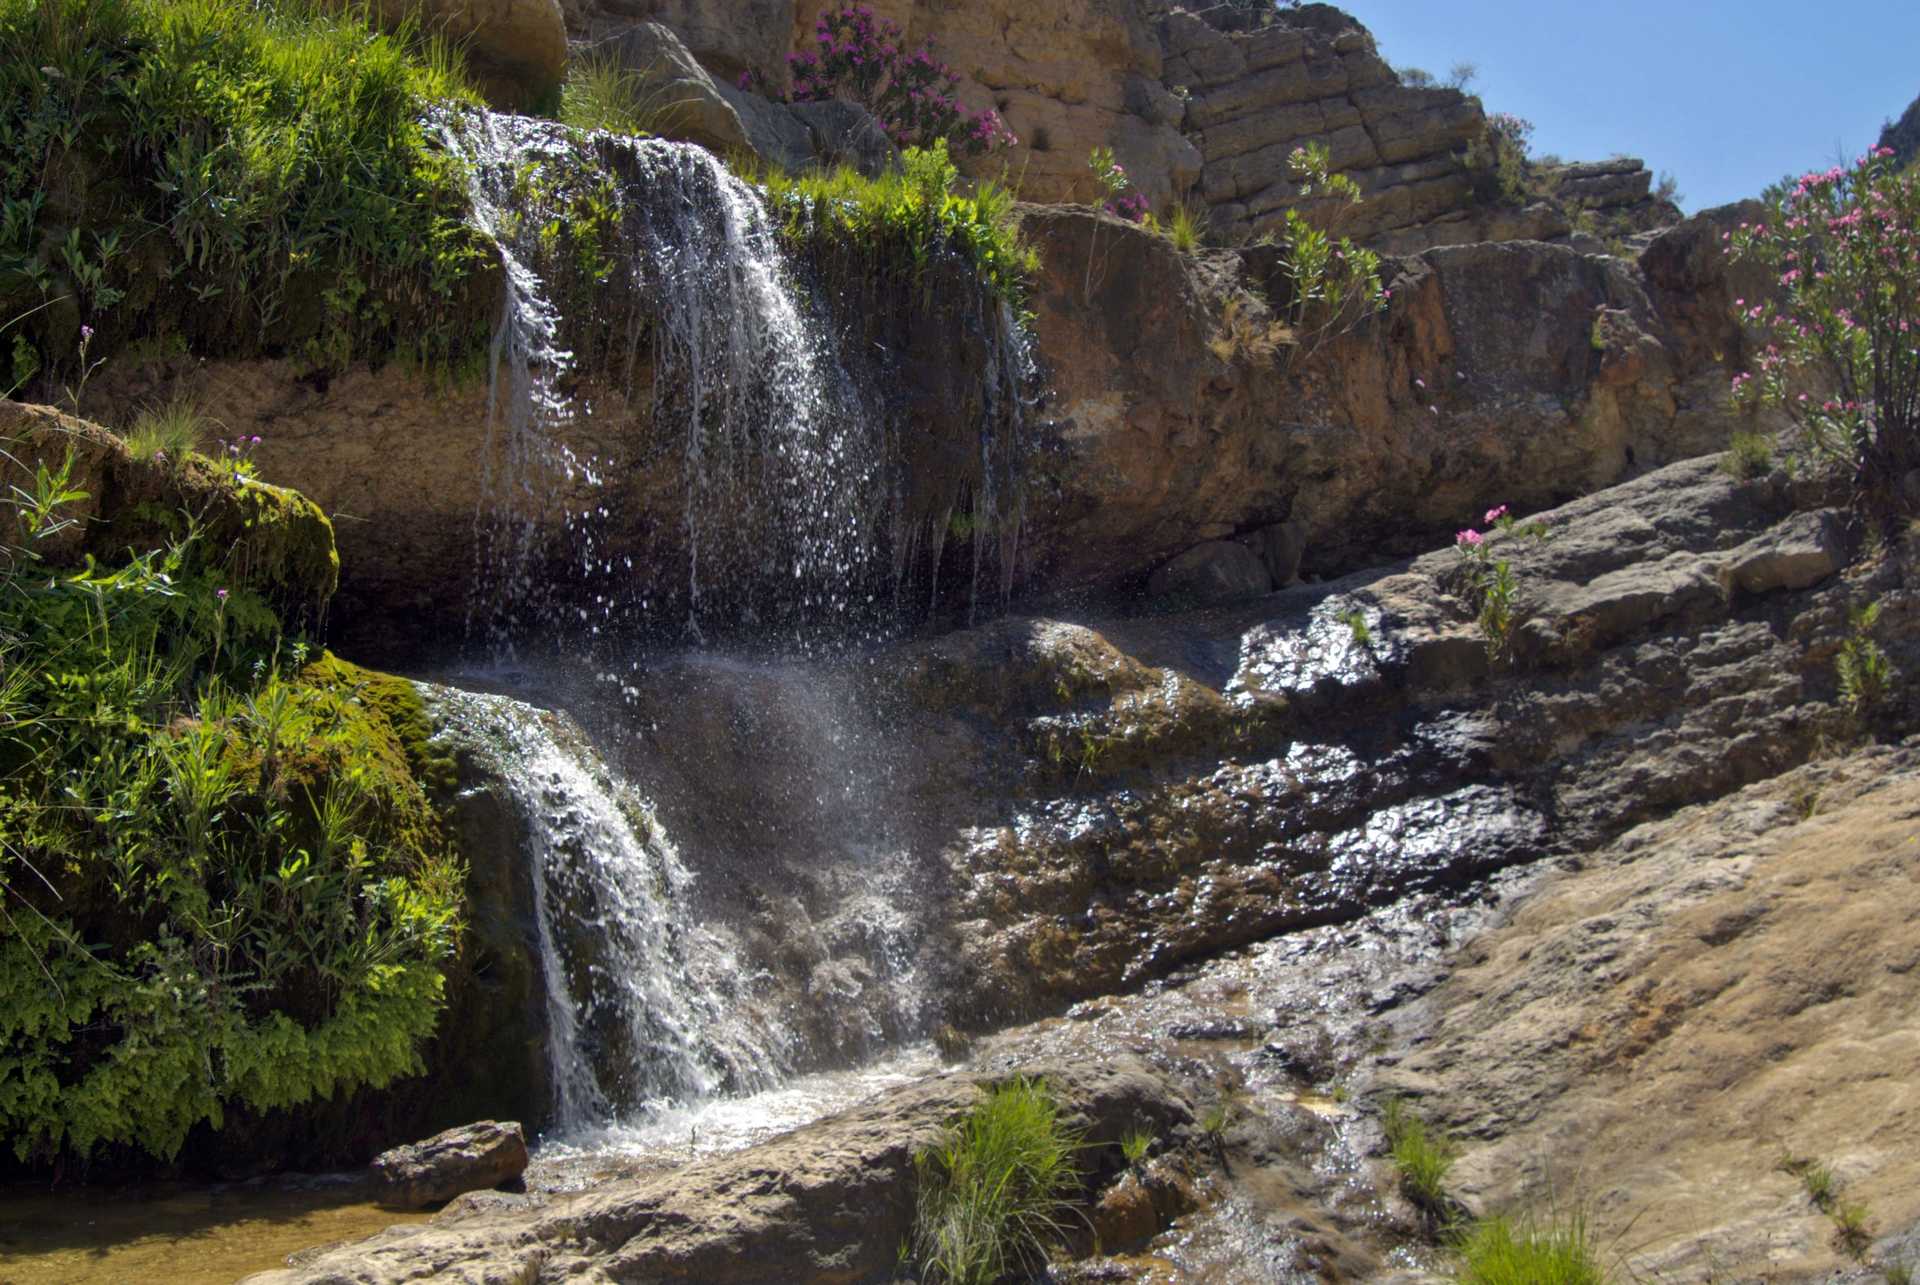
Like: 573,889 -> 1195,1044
418,109 -> 1040,1145
424,687 -> 789,1134
441,108 -> 1038,648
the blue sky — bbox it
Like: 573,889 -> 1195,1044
1349,1 -> 1920,212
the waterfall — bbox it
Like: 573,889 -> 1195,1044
440,108 -> 1037,649
425,687 -> 788,1134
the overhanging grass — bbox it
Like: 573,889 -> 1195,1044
912,1076 -> 1080,1285
745,141 -> 1037,313
0,0 -> 492,390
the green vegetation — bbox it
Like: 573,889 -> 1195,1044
1270,142 -> 1387,363
123,396 -> 211,466
559,52 -> 687,138
1449,1209 -> 1607,1285
0,0 -> 492,396
1119,1127 -> 1154,1168
1732,146 -> 1920,527
1453,505 -> 1552,666
1883,1258 -> 1914,1285
1780,1153 -> 1840,1211
0,423 -> 461,1163
1167,201 -> 1206,255
1832,1199 -> 1875,1261
1721,429 -> 1775,480
1837,600 -> 1893,716
748,141 -> 1037,311
1383,1097 -> 1459,1219
911,1076 -> 1080,1285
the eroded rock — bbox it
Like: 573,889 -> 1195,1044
370,1121 -> 530,1210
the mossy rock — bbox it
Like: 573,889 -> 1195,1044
0,400 -> 339,620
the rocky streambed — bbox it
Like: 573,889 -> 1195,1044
198,445 -> 1920,1283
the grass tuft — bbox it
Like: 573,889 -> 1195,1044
1167,200 -> 1206,254
122,396 -> 212,465
559,53 -> 692,138
1383,1097 -> 1459,1217
911,1077 -> 1080,1285
1449,1209 -> 1607,1285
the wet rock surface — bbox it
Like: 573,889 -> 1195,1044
370,1122 -> 531,1211
244,1059 -> 1195,1283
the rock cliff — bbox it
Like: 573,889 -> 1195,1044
1884,90 -> 1920,170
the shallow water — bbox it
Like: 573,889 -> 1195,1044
0,1183 -> 427,1284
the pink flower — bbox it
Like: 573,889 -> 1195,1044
216,588 -> 229,602
1483,504 -> 1509,525
1457,529 -> 1484,547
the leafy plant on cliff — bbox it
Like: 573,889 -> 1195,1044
1731,145 -> 1920,527
1271,142 -> 1388,363
1454,504 -> 1552,666
0,0 -> 491,401
1836,598 -> 1893,716
749,141 -> 1037,311
1468,112 -> 1536,208
772,5 -> 1015,156
911,1077 -> 1081,1285
0,427 -> 462,1163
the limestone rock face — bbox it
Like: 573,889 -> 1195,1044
365,0 -> 567,109
369,1121 -> 530,1210
1018,202 -> 1765,598
787,0 -> 1200,209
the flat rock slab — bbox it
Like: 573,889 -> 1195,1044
371,1121 -> 530,1210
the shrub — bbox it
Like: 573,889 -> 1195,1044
1470,112 -> 1535,207
1837,599 -> 1893,715
0,433 -> 461,1163
0,0 -> 491,393
911,1077 -> 1080,1285
783,5 -> 1014,156
1731,146 -> 1920,526
1450,1209 -> 1607,1285
1271,142 -> 1388,362
1722,429 -> 1775,479
1383,1097 -> 1459,1218
1832,1199 -> 1876,1261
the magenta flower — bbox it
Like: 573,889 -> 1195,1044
1483,504 -> 1509,525
216,588 -> 229,602
1457,529 -> 1484,547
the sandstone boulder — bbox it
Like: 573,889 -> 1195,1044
587,23 -> 894,174
364,0 -> 566,109
1149,540 -> 1273,602
563,0 -> 794,86
369,1121 -> 530,1210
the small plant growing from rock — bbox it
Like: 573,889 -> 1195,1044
1721,429 -> 1775,480
1882,1257 -> 1914,1285
1272,142 -> 1387,362
1448,1205 -> 1606,1284
1836,599 -> 1892,716
911,1077 -> 1080,1285
1832,1199 -> 1876,1261
1088,146 -> 1147,223
1119,1128 -> 1154,1170
1382,1097 -> 1459,1225
1453,504 -> 1551,665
